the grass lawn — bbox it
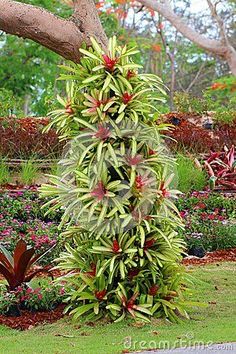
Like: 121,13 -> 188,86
0,262 -> 235,354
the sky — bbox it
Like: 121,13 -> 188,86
191,0 -> 209,12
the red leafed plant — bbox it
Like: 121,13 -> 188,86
0,117 -> 63,159
203,145 -> 236,190
0,239 -> 52,291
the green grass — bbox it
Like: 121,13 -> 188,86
176,154 -> 207,193
20,160 -> 39,185
0,262 -> 235,354
0,159 -> 11,185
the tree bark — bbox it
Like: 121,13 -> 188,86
138,0 -> 236,75
0,0 -> 108,63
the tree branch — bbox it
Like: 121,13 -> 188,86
138,0 -> 227,57
138,0 -> 236,75
0,0 -> 107,63
206,0 -> 229,46
186,62 -> 206,92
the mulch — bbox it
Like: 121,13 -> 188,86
182,248 -> 236,265
0,304 -> 66,330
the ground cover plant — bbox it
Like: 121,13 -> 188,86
176,191 -> 236,256
0,190 -> 62,265
0,276 -> 66,329
0,262 -> 235,353
40,37 -> 195,324
174,154 -> 207,193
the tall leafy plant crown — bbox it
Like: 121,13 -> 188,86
40,37 -> 193,322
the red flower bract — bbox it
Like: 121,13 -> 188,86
128,268 -> 139,279
125,154 -> 143,166
94,124 -> 110,141
102,54 -> 118,71
112,240 -> 120,253
144,238 -> 155,250
148,284 -> 159,296
127,70 -> 136,80
122,92 -> 133,104
91,181 -> 107,201
94,289 -> 106,300
86,263 -> 96,277
65,102 -> 74,115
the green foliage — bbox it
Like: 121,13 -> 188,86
20,160 -> 39,185
0,280 -> 65,315
203,76 -> 236,125
175,155 -> 207,193
0,88 -> 23,117
0,159 -> 11,185
41,37 -> 192,323
173,92 -> 208,114
176,192 -> 236,253
174,76 -> 236,125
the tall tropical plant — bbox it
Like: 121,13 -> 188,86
40,37 -> 193,323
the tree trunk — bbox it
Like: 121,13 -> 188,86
226,46 -> 236,76
23,94 -> 31,116
0,0 -> 108,63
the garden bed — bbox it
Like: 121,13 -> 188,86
183,248 -> 236,265
0,304 -> 65,330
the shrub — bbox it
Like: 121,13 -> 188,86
175,154 -> 207,193
0,117 -> 63,159
201,145 -> 236,191
0,240 -> 52,291
162,113 -> 213,153
40,37 -> 194,323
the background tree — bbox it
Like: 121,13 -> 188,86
0,0 -> 235,113
138,0 -> 236,75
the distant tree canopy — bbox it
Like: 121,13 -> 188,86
0,0 -> 235,114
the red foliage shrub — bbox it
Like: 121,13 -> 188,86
0,117 -> 63,159
214,120 -> 236,149
162,113 -> 213,153
161,113 -> 236,153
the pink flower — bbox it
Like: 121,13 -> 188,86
59,287 -> 65,295
94,124 -> 110,141
180,211 -> 187,218
125,154 -> 143,166
91,181 -> 107,201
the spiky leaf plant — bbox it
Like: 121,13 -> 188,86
40,37 -> 193,323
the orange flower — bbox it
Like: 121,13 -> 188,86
211,82 -> 227,90
95,1 -> 104,9
151,44 -> 162,52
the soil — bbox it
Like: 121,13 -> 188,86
182,248 -> 236,265
0,304 -> 65,330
